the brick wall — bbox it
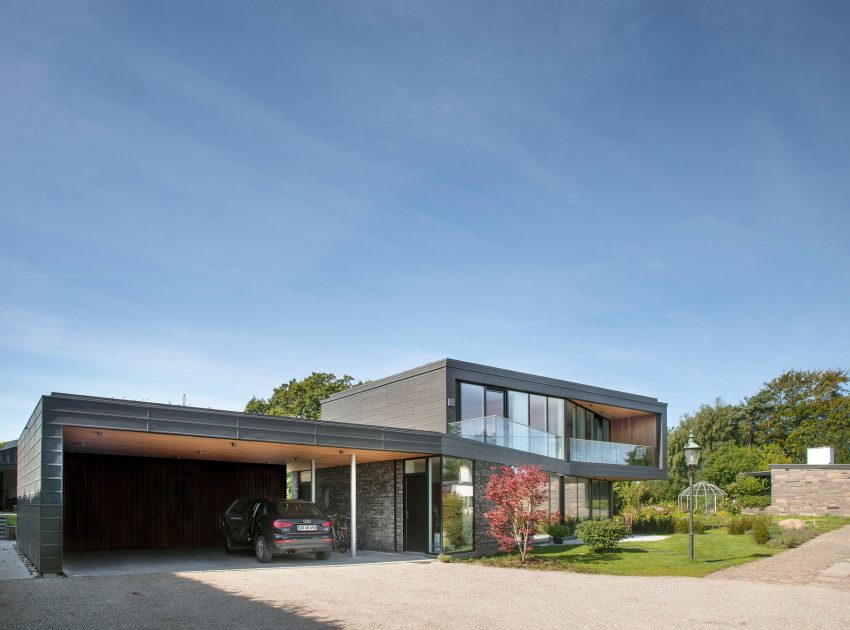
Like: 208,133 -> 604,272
314,460 -> 403,552
769,465 -> 850,516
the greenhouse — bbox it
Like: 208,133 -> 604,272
678,481 -> 726,514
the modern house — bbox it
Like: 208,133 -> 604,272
15,358 -> 666,573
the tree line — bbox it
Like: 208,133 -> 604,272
644,368 -> 850,503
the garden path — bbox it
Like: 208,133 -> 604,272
709,523 -> 850,590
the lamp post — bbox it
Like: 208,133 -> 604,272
683,433 -> 702,562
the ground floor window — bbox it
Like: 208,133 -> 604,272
561,476 -> 611,523
591,480 -> 611,520
441,457 -> 474,553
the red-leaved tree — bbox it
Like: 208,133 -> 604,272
483,464 -> 550,563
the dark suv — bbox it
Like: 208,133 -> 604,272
220,498 -> 334,562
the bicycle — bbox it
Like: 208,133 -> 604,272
328,513 -> 350,553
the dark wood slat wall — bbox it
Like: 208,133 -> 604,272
610,414 -> 658,449
64,453 -> 285,552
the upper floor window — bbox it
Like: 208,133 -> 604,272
459,383 -> 484,421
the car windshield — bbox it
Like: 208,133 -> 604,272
274,502 -> 323,517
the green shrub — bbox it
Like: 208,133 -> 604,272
547,523 -> 570,539
726,474 -> 769,499
719,497 -> 741,515
576,519 -> 629,552
437,553 -> 452,563
727,517 -> 753,535
769,528 -> 816,549
673,516 -> 705,534
751,518 -> 770,545
736,495 -> 771,510
630,510 -> 675,534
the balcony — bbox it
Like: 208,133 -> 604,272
448,416 -> 562,459
448,417 -> 656,467
569,437 -> 655,467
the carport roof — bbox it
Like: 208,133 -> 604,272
63,426 -> 423,470
45,392 -> 444,470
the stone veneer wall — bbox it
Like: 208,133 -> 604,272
314,460 -> 403,552
769,465 -> 850,516
472,460 -> 501,556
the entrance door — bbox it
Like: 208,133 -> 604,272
404,474 -> 428,552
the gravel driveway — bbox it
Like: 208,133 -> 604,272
3,559 -> 849,629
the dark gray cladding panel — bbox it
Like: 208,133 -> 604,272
316,423 -> 385,441
320,362 -> 448,432
147,419 -> 237,439
16,399 -> 44,572
382,433 -> 442,454
238,415 -> 317,433
315,435 -> 383,450
569,461 -> 667,481
49,411 -> 149,432
45,396 -> 150,418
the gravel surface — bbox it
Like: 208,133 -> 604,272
2,559 -> 849,629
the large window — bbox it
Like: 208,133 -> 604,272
529,394 -> 547,432
508,391 -> 529,424
575,406 -> 587,441
460,383 -> 484,421
591,480 -> 611,520
485,388 -> 505,417
441,457 -> 474,553
563,476 -> 590,522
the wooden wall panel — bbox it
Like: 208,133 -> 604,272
63,453 -> 285,552
610,414 -> 657,448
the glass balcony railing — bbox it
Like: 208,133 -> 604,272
448,416 -> 562,459
569,438 -> 655,467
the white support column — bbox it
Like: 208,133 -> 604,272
350,453 -> 357,558
310,459 -> 316,503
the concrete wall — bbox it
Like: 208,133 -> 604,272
321,361 -> 448,432
314,460 -> 403,552
769,465 -> 850,516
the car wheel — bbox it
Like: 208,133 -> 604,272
315,551 -> 330,560
255,535 -> 272,563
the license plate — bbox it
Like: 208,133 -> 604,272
297,524 -> 318,531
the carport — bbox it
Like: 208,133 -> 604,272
16,394 -> 442,574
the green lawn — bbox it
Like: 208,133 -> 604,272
467,516 -> 850,578
2,514 -> 14,526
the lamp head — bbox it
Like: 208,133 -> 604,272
683,432 -> 701,469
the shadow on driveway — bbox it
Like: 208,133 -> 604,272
63,547 -> 430,577
0,570 -> 345,629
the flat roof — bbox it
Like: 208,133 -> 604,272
40,392 -> 445,469
323,357 -> 666,409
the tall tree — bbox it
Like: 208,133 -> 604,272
750,369 -> 850,463
246,372 -> 361,419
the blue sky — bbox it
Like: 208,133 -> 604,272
1,1 -> 849,440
